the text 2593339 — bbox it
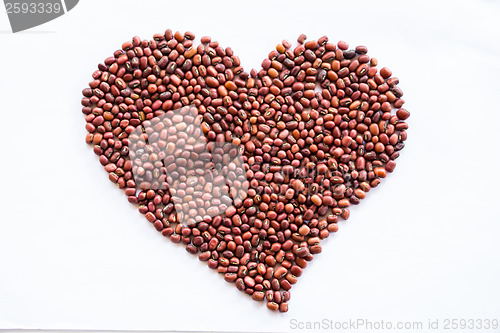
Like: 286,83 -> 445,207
5,2 -> 62,14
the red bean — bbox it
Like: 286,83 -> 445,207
380,67 -> 392,78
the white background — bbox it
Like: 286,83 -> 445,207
1,0 -> 500,332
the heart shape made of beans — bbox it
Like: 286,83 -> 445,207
81,30 -> 410,313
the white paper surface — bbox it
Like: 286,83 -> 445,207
1,0 -> 500,332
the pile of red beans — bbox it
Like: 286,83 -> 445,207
82,30 -> 409,312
